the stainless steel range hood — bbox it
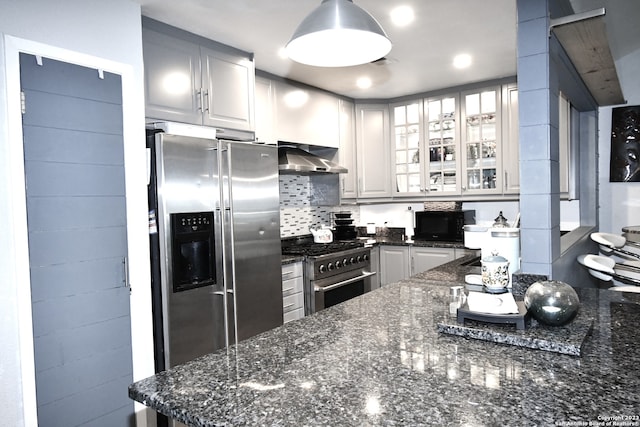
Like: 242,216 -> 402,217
278,144 -> 347,174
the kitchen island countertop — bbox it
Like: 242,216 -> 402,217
129,259 -> 640,426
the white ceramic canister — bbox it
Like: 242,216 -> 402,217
486,228 -> 520,281
463,225 -> 488,250
481,252 -> 510,293
464,225 -> 521,287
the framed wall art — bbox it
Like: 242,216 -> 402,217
610,105 -> 640,182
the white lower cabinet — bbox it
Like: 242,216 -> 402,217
282,262 -> 304,323
379,246 -> 410,286
410,247 -> 456,275
379,245 -> 465,286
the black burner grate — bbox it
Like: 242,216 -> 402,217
282,240 -> 364,256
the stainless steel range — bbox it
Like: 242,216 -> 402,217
282,238 -> 376,315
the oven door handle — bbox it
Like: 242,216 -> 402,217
314,271 -> 376,293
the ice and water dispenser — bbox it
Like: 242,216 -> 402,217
170,211 -> 216,292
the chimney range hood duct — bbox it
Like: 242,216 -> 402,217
278,144 -> 348,174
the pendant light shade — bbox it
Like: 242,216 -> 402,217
286,0 -> 392,67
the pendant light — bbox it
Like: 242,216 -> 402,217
286,0 -> 392,67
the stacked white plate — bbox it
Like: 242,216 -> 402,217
577,254 -> 640,288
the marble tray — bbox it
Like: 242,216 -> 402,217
437,306 -> 594,356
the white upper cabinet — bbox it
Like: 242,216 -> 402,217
355,104 -> 392,198
142,22 -> 255,133
274,80 -> 340,148
389,84 -> 518,199
200,46 -> 255,132
339,99 -> 358,199
502,83 -> 520,194
424,95 -> 461,195
460,86 -> 502,195
142,27 -> 202,124
391,101 -> 423,195
254,76 -> 276,144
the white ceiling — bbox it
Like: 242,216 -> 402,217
136,0 -> 639,100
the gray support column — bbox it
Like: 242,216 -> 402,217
517,0 -> 561,277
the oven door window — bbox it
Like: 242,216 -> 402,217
322,280 -> 365,309
313,270 -> 375,313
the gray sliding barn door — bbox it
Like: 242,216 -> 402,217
20,53 -> 134,426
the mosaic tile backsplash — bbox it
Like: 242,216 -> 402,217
279,175 -> 359,237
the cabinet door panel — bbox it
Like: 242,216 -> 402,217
339,99 -> 358,199
380,246 -> 409,285
502,84 -> 520,194
255,77 -> 276,144
275,80 -> 340,148
411,247 -> 455,275
202,47 -> 255,132
356,104 -> 391,198
142,28 -> 202,124
392,102 -> 423,195
425,95 -> 460,195
461,87 -> 502,194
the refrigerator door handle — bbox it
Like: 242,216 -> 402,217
222,207 -> 234,293
213,209 -> 225,284
219,142 -> 231,211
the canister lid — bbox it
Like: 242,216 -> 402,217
492,211 -> 509,227
482,251 -> 509,263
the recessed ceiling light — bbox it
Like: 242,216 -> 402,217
356,77 -> 372,89
453,53 -> 472,69
390,5 -> 415,27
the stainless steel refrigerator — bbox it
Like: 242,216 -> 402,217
147,127 -> 283,372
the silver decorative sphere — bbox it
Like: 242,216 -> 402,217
524,280 -> 580,326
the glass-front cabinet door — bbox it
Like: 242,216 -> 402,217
462,87 -> 501,194
388,86 -> 507,199
425,95 -> 459,194
392,102 -> 422,194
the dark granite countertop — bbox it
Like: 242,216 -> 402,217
348,226 -> 468,249
129,257 -> 640,426
281,236 -> 468,265
370,237 -> 467,249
